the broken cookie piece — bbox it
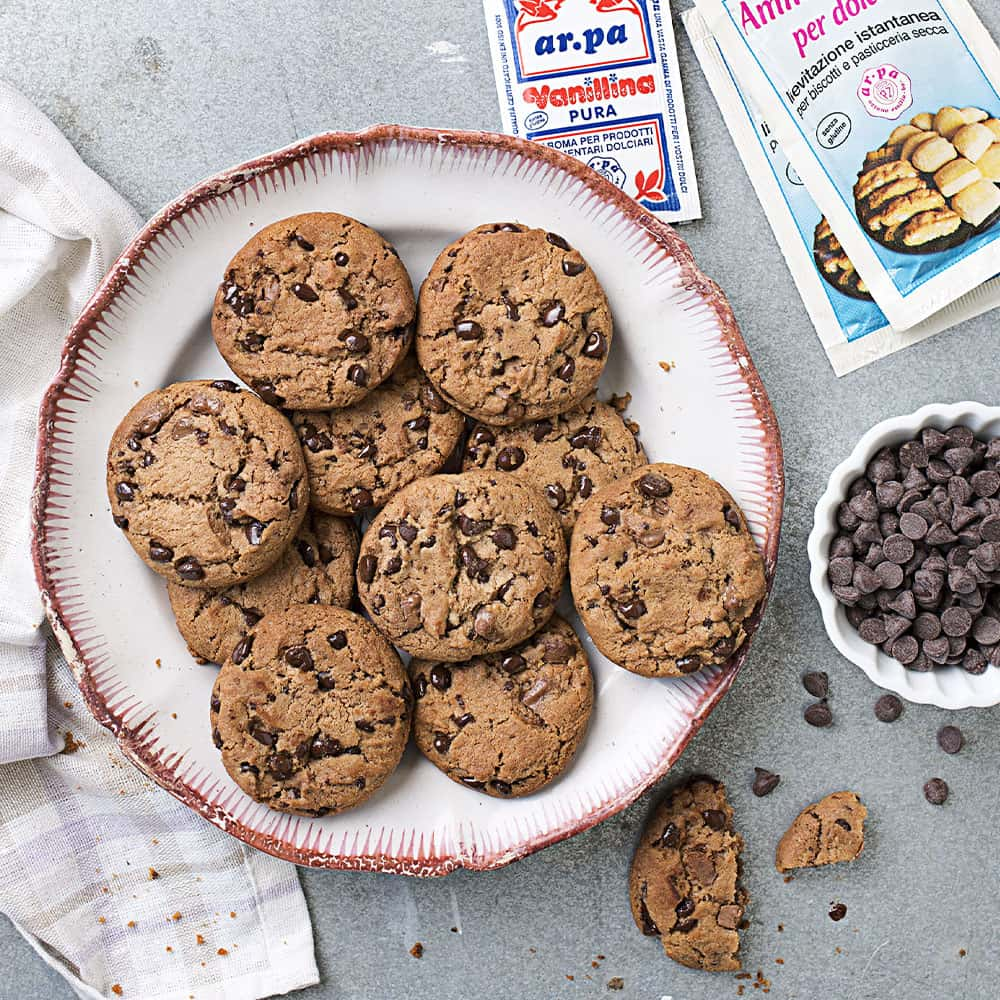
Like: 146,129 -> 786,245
775,790 -> 867,873
629,776 -> 748,972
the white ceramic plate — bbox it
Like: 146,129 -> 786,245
32,126 -> 783,874
808,401 -> 1000,710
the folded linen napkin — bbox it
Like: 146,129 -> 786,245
0,79 -> 319,1000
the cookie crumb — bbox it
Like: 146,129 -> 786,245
196,934 -> 205,945
777,924 -> 784,932
171,912 -> 182,922
155,659 -> 162,668
658,360 -> 674,373
111,986 -> 122,997
959,949 -> 967,957
148,868 -> 159,880
566,975 -> 574,981
783,875 -> 794,883
775,958 -> 784,964
229,911 -> 236,918
607,392 -> 631,413
217,948 -> 229,956
126,921 -> 136,929
607,978 -> 624,991
97,917 -> 106,925
409,942 -> 423,959
165,946 -> 173,953
63,701 -> 73,709
450,926 -> 458,933
62,731 -> 82,754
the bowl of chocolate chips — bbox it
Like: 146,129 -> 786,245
809,402 -> 1000,709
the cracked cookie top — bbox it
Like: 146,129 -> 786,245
211,605 -> 410,816
775,791 -> 867,873
570,463 -> 766,678
211,212 -> 415,410
415,223 -> 613,426
629,776 -> 747,973
356,470 -> 568,661
168,510 -> 358,663
107,380 -> 308,589
291,353 -> 465,515
462,395 -> 646,536
409,615 -> 593,797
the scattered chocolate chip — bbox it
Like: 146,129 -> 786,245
828,902 -> 847,922
802,671 -> 829,698
937,725 -> 964,754
874,693 -> 903,722
804,701 -> 833,727
923,777 -> 949,804
752,768 -> 780,797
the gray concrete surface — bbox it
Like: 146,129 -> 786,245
2,1 -> 1000,998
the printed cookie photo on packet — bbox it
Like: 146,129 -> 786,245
695,0 -> 1000,330
483,0 -> 702,223
683,8 -> 1000,375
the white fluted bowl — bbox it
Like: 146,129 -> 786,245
809,402 -> 1000,710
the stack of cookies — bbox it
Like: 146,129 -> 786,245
106,212 -> 767,817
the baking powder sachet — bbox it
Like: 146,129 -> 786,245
694,0 -> 1000,331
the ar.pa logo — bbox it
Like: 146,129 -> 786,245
510,0 -> 652,81
857,63 -> 912,121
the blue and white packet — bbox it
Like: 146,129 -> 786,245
684,8 -> 1000,375
482,0 -> 702,223
695,0 -> 1000,330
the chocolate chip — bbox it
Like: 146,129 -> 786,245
350,488 -> 374,511
675,897 -> 695,919
149,541 -> 173,562
532,589 -> 552,610
544,483 -> 566,509
638,473 -> 672,499
899,512 -> 928,539
802,671 -> 829,698
569,426 -> 603,452
941,606 -> 972,636
804,701 -> 832,727
245,521 -> 265,546
656,822 -> 680,849
431,665 -> 452,691
268,750 -> 294,779
828,903 -> 847,922
455,320 -> 482,340
973,616 -> 1000,644
249,719 -> 276,747
562,258 -> 587,278
752,768 -> 780,797
253,380 -> 285,407
702,809 -> 726,831
874,693 -> 903,722
675,656 -> 701,674
115,482 -> 136,502
859,618 -> 887,644
923,777 -> 949,804
491,779 -> 513,795
546,232 -> 571,250
174,556 -> 204,581
555,357 -> 575,381
618,598 -> 647,620
358,554 -> 377,585
230,634 -> 254,664
937,725 -> 963,754
347,364 -> 368,387
291,282 -> 318,302
341,332 -> 370,354
492,526 -> 516,550
496,446 -> 525,471
581,331 -> 607,358
502,653 -> 526,675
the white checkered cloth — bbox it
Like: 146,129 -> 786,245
0,80 -> 319,1000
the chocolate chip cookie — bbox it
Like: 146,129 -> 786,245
629,777 -> 748,972
462,395 -> 646,535
775,791 -> 867,873
292,353 -> 465,515
169,511 -> 358,662
410,615 -> 593,797
108,380 -> 308,589
416,224 -> 613,425
357,470 -> 567,661
211,605 -> 410,816
570,464 -> 766,677
212,212 -> 415,410
813,217 -> 871,300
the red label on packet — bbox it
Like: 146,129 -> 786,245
483,0 -> 701,222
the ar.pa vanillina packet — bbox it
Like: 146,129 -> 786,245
482,0 -> 701,223
695,0 -> 1000,331
683,7 -> 1000,375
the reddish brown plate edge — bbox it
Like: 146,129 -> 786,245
31,124 -> 784,875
